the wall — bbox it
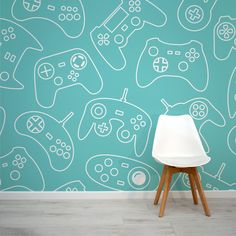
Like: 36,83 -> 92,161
0,0 -> 236,192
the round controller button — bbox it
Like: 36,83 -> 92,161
114,34 -> 124,45
63,152 -> 70,160
153,57 -> 168,73
178,61 -> 189,72
91,103 -> 107,119
120,130 -> 131,140
100,174 -> 109,183
56,139 -> 62,144
131,17 -> 141,27
15,154 -> 21,160
110,168 -> 119,177
148,46 -> 159,57
136,114 -> 143,120
0,71 -> 10,81
189,101 -> 208,120
95,164 -> 103,173
27,115 -> 45,134
54,77 -> 63,86
56,149 -> 63,156
49,145 -> 57,153
70,53 -> 87,70
128,167 -> 150,190
140,121 -> 146,127
10,170 -> 21,181
38,63 -> 55,80
104,158 -> 113,167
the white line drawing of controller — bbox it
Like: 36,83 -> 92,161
136,38 -> 209,92
161,97 -> 226,153
177,163 -> 236,191
14,111 -> 74,172
86,154 -> 160,191
227,126 -> 236,156
0,106 -> 6,136
0,18 -> 43,90
90,0 -> 167,70
177,0 -> 217,32
0,146 -> 45,191
227,67 -> 236,119
78,88 -> 152,157
11,0 -> 85,38
54,180 -> 86,192
34,48 -> 103,108
213,16 -> 236,60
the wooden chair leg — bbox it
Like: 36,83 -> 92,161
159,167 -> 173,217
188,173 -> 198,205
154,165 -> 168,205
192,167 -> 211,216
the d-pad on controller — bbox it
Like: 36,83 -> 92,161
27,115 -> 45,134
189,101 -> 208,120
23,0 -> 41,12
217,22 -> 235,41
185,5 -> 204,24
38,63 -> 55,80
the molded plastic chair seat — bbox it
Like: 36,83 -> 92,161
154,155 -> 210,168
152,114 -> 211,217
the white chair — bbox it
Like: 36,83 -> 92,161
152,114 -> 211,217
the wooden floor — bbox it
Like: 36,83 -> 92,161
0,198 -> 236,236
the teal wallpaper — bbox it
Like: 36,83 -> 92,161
0,0 -> 236,192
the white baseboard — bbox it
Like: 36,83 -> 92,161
0,191 -> 236,200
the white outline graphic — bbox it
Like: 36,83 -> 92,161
227,67 -> 236,119
78,88 -> 152,157
161,97 -> 226,153
11,0 -> 85,38
227,126 -> 236,156
213,15 -> 236,61
34,48 -> 103,108
55,180 -> 86,191
90,0 -> 167,70
0,18 -> 43,90
172,163 -> 236,191
14,111 -> 75,172
86,154 -> 160,191
136,38 -> 209,92
0,146 -> 45,191
177,0 -> 217,32
0,106 -> 6,136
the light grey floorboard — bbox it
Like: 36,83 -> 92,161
0,198 -> 235,236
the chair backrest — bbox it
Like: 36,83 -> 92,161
152,114 -> 206,159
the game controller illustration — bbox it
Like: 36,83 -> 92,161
174,163 -> 236,191
177,0 -> 217,31
86,154 -> 159,191
34,48 -> 103,108
55,180 -> 86,191
0,147 -> 45,191
0,18 -> 43,90
227,67 -> 236,119
161,97 -> 226,153
78,89 -> 152,157
14,111 -> 74,172
227,126 -> 236,156
11,0 -> 85,38
90,0 -> 167,70
213,16 -> 236,60
136,38 -> 209,92
0,106 -> 6,136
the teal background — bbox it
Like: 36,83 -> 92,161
0,0 -> 236,191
